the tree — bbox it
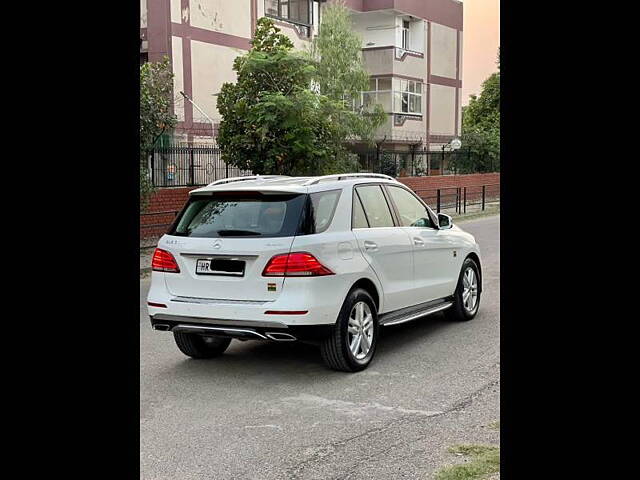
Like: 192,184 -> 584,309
140,57 -> 177,210
308,0 -> 386,149
455,49 -> 500,173
217,13 -> 384,176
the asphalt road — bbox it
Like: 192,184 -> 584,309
140,215 -> 500,479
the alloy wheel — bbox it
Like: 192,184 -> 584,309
347,301 -> 374,360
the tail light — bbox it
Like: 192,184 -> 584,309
151,248 -> 180,273
262,252 -> 334,277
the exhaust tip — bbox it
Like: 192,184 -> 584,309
265,332 -> 297,342
153,324 -> 171,331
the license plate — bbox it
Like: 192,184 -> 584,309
196,258 -> 245,276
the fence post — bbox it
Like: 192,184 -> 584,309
482,185 -> 486,211
226,161 -> 229,178
463,187 -> 467,213
437,189 -> 441,213
150,150 -> 155,187
189,149 -> 195,186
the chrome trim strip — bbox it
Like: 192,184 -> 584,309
170,297 -> 269,306
151,314 -> 288,329
382,302 -> 453,327
172,324 -> 268,340
179,253 -> 259,259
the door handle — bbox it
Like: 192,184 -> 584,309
413,237 -> 425,246
363,240 -> 378,251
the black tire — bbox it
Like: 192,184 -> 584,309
446,257 -> 481,322
173,332 -> 231,359
320,288 -> 379,372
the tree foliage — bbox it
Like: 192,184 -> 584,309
140,57 -> 177,210
216,13 -> 384,176
307,0 -> 386,147
455,49 -> 500,173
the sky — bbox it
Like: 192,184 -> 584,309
461,0 -> 500,105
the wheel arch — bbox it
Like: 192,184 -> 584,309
350,277 -> 381,313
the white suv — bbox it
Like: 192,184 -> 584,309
147,174 -> 482,371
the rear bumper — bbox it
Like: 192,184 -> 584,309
147,271 -> 350,326
149,314 -> 332,341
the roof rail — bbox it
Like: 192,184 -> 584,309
302,173 -> 396,186
207,175 -> 290,186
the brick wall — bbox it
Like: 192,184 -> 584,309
140,173 -> 500,240
398,173 -> 500,209
398,172 -> 500,191
140,187 -> 196,240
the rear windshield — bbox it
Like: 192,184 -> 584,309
169,192 -> 307,238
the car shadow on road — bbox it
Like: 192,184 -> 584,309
160,311 -> 461,382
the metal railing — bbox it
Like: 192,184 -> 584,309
358,148 -> 500,177
412,183 -> 501,214
148,145 -> 252,187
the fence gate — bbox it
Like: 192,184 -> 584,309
150,145 -> 252,187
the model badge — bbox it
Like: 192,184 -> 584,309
267,283 -> 277,292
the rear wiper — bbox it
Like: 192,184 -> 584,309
216,229 -> 262,236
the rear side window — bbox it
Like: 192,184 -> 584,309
308,190 -> 341,233
170,193 -> 306,238
355,185 -> 394,228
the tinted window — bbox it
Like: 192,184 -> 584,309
308,190 -> 341,233
387,186 -> 434,228
352,192 -> 369,228
355,185 -> 394,228
170,193 -> 306,238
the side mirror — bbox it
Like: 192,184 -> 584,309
438,213 -> 452,229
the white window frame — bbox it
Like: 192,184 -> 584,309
357,77 -> 423,116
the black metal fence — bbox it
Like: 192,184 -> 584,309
412,183 -> 501,214
148,145 -> 252,187
146,145 -> 498,187
358,148 -> 499,177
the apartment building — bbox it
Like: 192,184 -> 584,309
140,0 -> 462,154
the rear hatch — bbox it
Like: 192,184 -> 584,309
162,191 -> 306,301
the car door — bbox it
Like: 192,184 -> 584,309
351,184 -> 415,313
384,184 -> 457,301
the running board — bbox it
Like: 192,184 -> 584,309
379,300 -> 453,327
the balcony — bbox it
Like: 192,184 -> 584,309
362,46 -> 426,79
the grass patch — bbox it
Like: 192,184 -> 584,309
452,206 -> 500,224
434,444 -> 499,480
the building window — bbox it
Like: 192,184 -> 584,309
399,79 -> 422,115
402,20 -> 410,50
357,78 -> 393,112
265,0 -> 311,26
356,77 -> 422,116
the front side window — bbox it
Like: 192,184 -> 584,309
386,186 -> 434,228
352,192 -> 369,228
265,0 -> 311,25
355,185 -> 395,228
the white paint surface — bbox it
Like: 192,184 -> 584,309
430,22 -> 457,79
430,83 -> 456,135
190,41 -> 241,121
171,36 -> 185,121
190,0 -> 252,38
